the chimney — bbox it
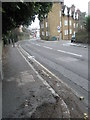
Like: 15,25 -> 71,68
71,4 -> 75,12
76,9 -> 81,15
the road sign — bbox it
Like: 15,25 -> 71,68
57,26 -> 60,33
57,26 -> 60,29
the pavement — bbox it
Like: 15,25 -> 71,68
2,44 -> 71,118
2,42 -> 88,119
0,40 -> 2,120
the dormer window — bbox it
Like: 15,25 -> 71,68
64,6 -> 68,15
76,13 -> 79,19
69,9 -> 72,16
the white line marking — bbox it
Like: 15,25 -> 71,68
36,44 -> 41,46
28,56 -> 35,59
17,46 -> 70,117
17,47 -> 59,98
18,45 -> 80,98
37,74 -> 59,98
46,41 -> 58,43
57,50 -> 82,57
43,46 -> 53,50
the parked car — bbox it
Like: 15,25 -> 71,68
51,36 -> 57,41
71,35 -> 75,43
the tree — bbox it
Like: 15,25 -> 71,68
84,15 -> 90,32
2,2 -> 52,35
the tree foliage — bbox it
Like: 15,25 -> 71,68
2,2 -> 52,35
84,15 -> 90,32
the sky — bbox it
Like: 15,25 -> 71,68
29,0 -> 90,29
28,15 -> 40,29
64,0 -> 89,13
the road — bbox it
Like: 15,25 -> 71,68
19,39 -> 88,107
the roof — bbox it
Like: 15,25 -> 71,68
62,5 -> 66,11
62,5 -> 66,15
67,7 -> 70,12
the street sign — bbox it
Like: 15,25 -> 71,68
57,26 -> 60,33
57,26 -> 60,29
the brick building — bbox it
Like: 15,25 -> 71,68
40,1 -> 64,40
40,1 -> 83,40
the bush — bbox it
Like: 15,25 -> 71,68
75,30 -> 88,43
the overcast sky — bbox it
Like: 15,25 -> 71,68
64,0 -> 89,13
28,15 -> 39,29
29,0 -> 89,29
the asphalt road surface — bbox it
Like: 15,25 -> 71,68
19,39 -> 88,108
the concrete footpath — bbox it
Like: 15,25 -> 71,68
2,45 -> 70,118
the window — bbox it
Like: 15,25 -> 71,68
41,23 -> 44,28
73,23 -> 75,28
69,9 -> 72,16
46,22 -> 48,28
60,11 -> 61,17
69,20 -> 71,26
46,31 -> 48,36
64,7 -> 67,15
65,20 -> 68,26
69,29 -> 72,34
64,30 -> 68,35
73,12 -> 76,19
64,30 -> 66,35
42,31 -> 44,36
67,30 -> 68,35
74,31 -> 75,35
81,25 -> 82,29
60,21 -> 62,27
77,23 -> 78,28
76,13 -> 79,19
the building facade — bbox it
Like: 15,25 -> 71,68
40,2 -> 83,40
76,9 -> 86,30
40,2 -> 63,40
